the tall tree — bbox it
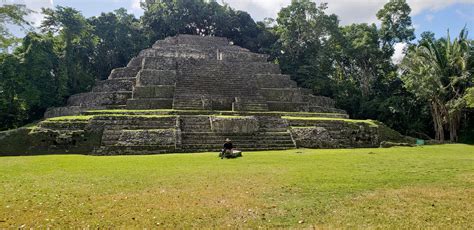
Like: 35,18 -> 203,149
19,33 -> 63,117
41,6 -> 96,95
376,0 -> 415,55
275,0 -> 341,95
89,8 -> 147,80
401,29 -> 473,141
0,3 -> 31,51
0,53 -> 28,129
140,0 -> 268,52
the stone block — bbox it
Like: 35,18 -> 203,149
92,79 -> 135,92
142,57 -> 177,70
254,74 -> 296,88
127,57 -> 144,67
136,70 -> 176,86
261,88 -> 303,102
133,86 -> 155,98
44,106 -> 85,118
303,95 -> 336,108
210,116 -> 259,134
108,67 -> 140,79
115,129 -> 176,146
67,92 -> 132,107
127,98 -> 173,109
133,86 -> 175,98
267,102 -> 308,112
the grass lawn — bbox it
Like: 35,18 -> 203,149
0,145 -> 473,228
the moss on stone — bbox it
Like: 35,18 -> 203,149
46,115 -> 95,122
212,115 -> 250,119
283,116 -> 378,127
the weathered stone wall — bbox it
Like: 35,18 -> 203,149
291,125 -> 379,149
67,92 -> 132,107
136,70 -> 176,86
210,116 -> 259,134
44,106 -> 87,119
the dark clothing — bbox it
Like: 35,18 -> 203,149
223,142 -> 233,150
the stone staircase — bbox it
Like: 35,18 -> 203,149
178,115 -> 296,152
127,69 -> 177,110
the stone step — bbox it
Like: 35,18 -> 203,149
181,131 -> 291,136
92,79 -> 135,92
179,143 -> 295,150
95,146 -> 176,155
181,125 -> 211,130
108,67 -> 140,80
68,91 -> 132,107
133,85 -> 175,99
127,98 -> 173,109
181,140 -> 295,145
179,146 -> 295,152
39,121 -> 89,130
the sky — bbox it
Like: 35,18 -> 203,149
2,0 -> 474,62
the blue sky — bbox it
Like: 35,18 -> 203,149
4,0 -> 474,39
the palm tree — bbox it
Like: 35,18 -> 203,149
401,29 -> 472,142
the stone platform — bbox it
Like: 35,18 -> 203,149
0,110 -> 413,155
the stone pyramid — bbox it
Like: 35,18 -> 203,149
45,34 -> 344,118
0,35 -> 412,156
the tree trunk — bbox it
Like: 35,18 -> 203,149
431,101 -> 445,142
448,111 -> 461,142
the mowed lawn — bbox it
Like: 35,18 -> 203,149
1,145 -> 473,228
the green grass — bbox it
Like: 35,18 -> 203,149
283,116 -> 378,127
44,114 -> 175,122
0,145 -> 472,228
46,115 -> 95,122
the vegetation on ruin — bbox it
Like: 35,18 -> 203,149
0,145 -> 472,228
46,116 -> 95,122
283,116 -> 378,127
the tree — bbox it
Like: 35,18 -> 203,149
0,3 -> 31,51
401,29 -> 473,141
275,0 -> 341,95
376,0 -> 415,55
335,23 -> 386,97
19,33 -> 63,117
0,53 -> 28,129
41,6 -> 96,95
140,0 -> 268,52
89,8 -> 147,80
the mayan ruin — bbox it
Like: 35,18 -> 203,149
0,35 -> 411,155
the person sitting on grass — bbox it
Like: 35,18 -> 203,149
220,138 -> 242,159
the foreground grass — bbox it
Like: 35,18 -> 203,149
0,145 -> 472,228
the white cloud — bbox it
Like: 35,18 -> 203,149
392,42 -> 408,64
1,0 -> 54,26
131,0 -> 140,10
425,14 -> 434,22
221,0 -> 474,25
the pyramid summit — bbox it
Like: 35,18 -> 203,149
0,35 -> 413,155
